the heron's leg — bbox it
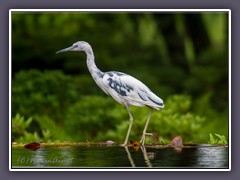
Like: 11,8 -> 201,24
140,108 -> 153,146
122,105 -> 133,146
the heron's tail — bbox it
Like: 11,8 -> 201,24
147,91 -> 164,109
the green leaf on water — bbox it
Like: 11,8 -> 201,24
208,133 -> 216,145
214,134 -> 228,145
208,133 -> 228,146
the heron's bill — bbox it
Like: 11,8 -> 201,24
56,45 -> 76,54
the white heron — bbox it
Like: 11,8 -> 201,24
57,41 -> 164,146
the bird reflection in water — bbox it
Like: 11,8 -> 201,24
124,145 -> 153,167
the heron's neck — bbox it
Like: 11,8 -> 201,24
85,48 -> 104,80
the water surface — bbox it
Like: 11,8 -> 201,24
12,145 -> 229,169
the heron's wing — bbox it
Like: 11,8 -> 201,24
102,71 -> 164,109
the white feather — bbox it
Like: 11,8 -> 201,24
101,71 -> 164,109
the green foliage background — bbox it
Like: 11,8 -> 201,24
11,12 -> 229,144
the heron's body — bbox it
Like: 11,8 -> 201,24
102,71 -> 163,109
57,41 -> 164,146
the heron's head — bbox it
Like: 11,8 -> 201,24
56,41 -> 92,54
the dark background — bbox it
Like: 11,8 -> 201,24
11,11 -> 229,144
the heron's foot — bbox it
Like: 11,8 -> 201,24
120,144 -> 127,147
120,141 -> 129,146
140,132 -> 153,145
